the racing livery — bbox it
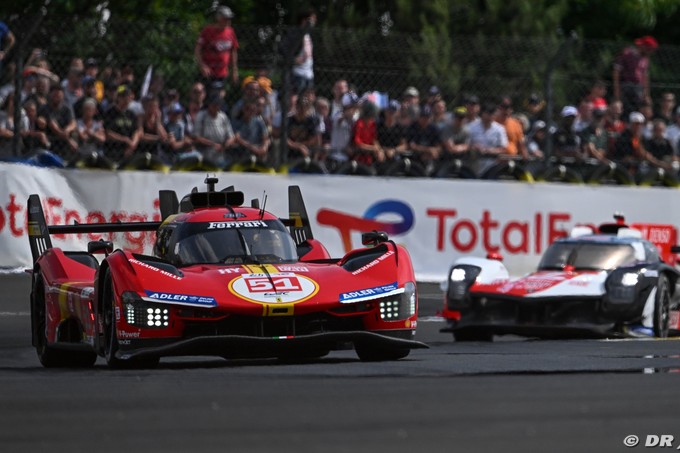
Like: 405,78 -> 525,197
441,216 -> 680,340
28,177 -> 424,368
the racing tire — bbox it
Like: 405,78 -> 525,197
32,270 -> 97,368
354,344 -> 410,362
102,270 -> 159,369
653,274 -> 671,338
453,330 -> 494,342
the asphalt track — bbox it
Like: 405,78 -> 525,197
2,273 -> 680,453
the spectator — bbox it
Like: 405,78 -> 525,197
286,96 -> 320,160
84,57 -> 104,102
103,85 -> 142,163
21,99 -> 50,154
666,107 -> 680,155
583,80 -> 608,112
426,85 -> 442,108
653,92 -> 676,125
573,99 -> 593,133
160,88 -> 180,124
192,94 -> 235,167
468,102 -> 508,156
352,100 -> 384,167
522,93 -> 545,130
73,77 -> 101,120
579,107 -> 610,164
27,74 -> 52,110
327,92 -> 358,170
643,119 -> 675,170
314,96 -> 331,151
75,98 -> 105,156
164,102 -> 193,155
401,86 -> 420,119
232,99 -> 270,165
495,96 -> 528,159
612,35 -> 658,116
551,105 -> 581,160
195,6 -> 239,93
406,104 -> 441,173
638,100 -> 654,138
440,106 -> 471,160
290,10 -> 316,96
432,99 -> 450,132
377,100 -> 407,162
463,94 -> 480,125
38,85 -> 78,159
329,79 -> 348,120
61,66 -> 83,109
604,99 -> 626,154
526,120 -> 547,159
230,76 -> 262,120
0,21 -> 15,77
612,112 -> 659,169
0,93 -> 26,157
138,95 -> 170,160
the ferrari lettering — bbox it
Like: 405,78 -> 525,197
207,220 -> 268,229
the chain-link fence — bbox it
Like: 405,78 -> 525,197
4,13 -> 680,182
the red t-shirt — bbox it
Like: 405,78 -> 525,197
353,118 -> 377,165
197,25 -> 239,78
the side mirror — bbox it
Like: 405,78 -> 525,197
361,230 -> 388,247
88,240 -> 113,256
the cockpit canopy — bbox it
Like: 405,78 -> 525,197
538,241 -> 642,271
154,219 -> 298,266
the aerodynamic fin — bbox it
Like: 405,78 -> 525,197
27,194 -> 53,264
288,185 -> 313,246
159,190 -> 179,220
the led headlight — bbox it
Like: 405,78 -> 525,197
447,265 -> 481,308
121,291 -> 170,328
379,282 -> 416,321
605,269 -> 639,305
621,272 -> 639,286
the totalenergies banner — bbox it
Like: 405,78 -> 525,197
2,162 -> 680,281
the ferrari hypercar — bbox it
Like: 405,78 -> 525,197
441,216 -> 680,340
27,177 -> 424,368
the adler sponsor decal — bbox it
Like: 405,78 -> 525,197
229,273 -> 319,304
340,282 -> 401,303
207,220 -> 268,229
144,290 -> 217,307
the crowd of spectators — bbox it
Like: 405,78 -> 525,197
0,12 -> 676,181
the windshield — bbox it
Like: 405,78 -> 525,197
167,220 -> 298,266
538,242 -> 637,271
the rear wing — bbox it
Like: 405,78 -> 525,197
27,194 -> 161,264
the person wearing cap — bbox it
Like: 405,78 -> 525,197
102,85 -> 142,163
352,100 -> 384,168
405,103 -> 441,173
192,93 -> 235,167
376,100 -> 407,162
195,5 -> 239,91
164,102 -> 193,155
230,76 -> 262,120
463,94 -> 480,124
440,106 -> 471,158
612,111 -> 658,170
401,87 -> 420,112
426,86 -> 442,108
526,120 -> 546,159
613,35 -> 658,116
551,105 -> 582,159
84,58 -> 104,103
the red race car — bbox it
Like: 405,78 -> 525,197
28,177 -> 424,368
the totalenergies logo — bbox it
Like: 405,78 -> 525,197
317,200 -> 414,252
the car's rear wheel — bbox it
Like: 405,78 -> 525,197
32,270 -> 97,368
355,344 -> 410,362
453,330 -> 494,342
102,270 -> 159,369
654,274 -> 671,338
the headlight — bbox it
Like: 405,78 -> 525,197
450,268 -> 467,282
621,272 -> 639,286
379,282 -> 416,322
121,291 -> 170,328
447,265 -> 481,308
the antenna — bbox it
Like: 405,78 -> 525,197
205,174 -> 218,192
259,192 -> 267,219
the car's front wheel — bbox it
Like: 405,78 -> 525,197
654,274 -> 671,338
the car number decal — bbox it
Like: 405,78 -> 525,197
228,272 -> 319,304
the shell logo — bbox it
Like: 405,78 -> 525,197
228,272 -> 319,304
